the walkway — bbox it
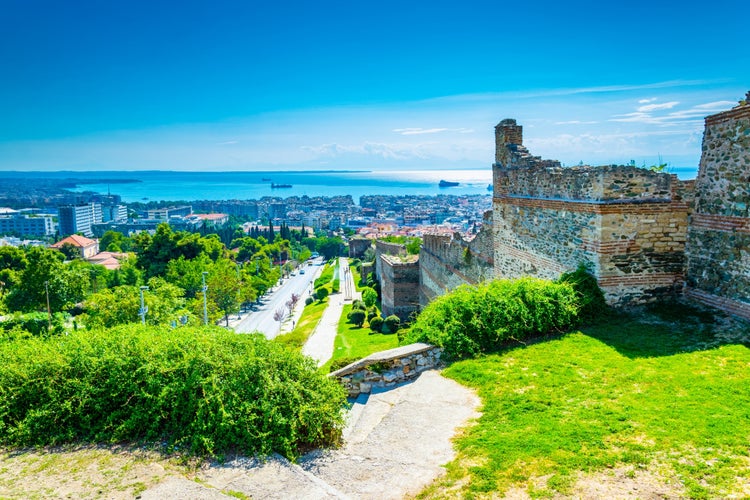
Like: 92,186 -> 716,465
142,370 -> 481,499
302,257 -> 359,366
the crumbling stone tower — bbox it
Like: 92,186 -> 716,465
492,119 -> 691,306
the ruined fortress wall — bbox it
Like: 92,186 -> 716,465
492,119 -> 691,306
686,104 -> 750,319
419,212 -> 495,306
374,240 -> 407,282
379,254 -> 420,321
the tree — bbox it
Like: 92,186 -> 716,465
361,287 -> 378,308
5,247 -> 86,313
315,287 -> 329,303
206,258 -> 242,327
348,309 -> 366,327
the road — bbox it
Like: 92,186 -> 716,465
234,257 -> 324,339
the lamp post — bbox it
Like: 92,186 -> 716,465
202,271 -> 209,326
139,286 -> 149,324
44,280 -> 52,331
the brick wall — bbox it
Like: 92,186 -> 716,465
686,102 -> 750,319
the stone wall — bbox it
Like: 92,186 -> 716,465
379,253 -> 420,321
330,343 -> 443,398
493,119 -> 692,306
685,100 -> 750,319
419,211 -> 495,306
348,236 -> 372,259
374,240 -> 407,282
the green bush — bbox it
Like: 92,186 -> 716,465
361,287 -> 378,307
383,315 -> 401,334
557,264 -> 608,324
369,316 -> 384,333
315,287 -> 329,302
331,278 -> 340,293
366,306 -> 378,322
329,356 -> 358,373
0,325 -> 346,459
402,277 -> 579,360
352,299 -> 366,311
348,309 -> 366,327
0,312 -> 66,337
304,296 -> 314,306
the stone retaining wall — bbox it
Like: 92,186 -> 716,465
330,343 -> 443,398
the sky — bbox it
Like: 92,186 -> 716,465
0,0 -> 747,173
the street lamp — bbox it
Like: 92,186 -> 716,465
139,286 -> 149,324
202,271 -> 209,326
44,280 -> 51,331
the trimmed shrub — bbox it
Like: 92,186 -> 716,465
557,264 -> 607,324
383,315 -> 401,334
402,277 -> 579,360
305,296 -> 314,306
315,287 -> 329,302
352,299 -> 366,311
0,325 -> 346,459
348,309 -> 366,327
369,316 -> 384,333
366,306 -> 378,322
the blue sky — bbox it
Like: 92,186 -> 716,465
0,0 -> 747,174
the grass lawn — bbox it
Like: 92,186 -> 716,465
420,305 -> 750,498
273,299 -> 328,349
322,304 -> 399,371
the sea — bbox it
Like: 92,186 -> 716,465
55,169 -> 496,203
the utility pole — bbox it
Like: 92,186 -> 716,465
202,271 -> 209,326
139,286 -> 149,324
44,280 -> 51,331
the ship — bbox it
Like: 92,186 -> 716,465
439,180 -> 459,187
271,183 -> 292,189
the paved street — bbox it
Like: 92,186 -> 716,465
233,257 -> 324,339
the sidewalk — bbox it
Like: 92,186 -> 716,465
302,257 -> 359,366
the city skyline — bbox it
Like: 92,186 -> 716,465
1,0 -> 747,172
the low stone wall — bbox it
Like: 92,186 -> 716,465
330,343 -> 443,398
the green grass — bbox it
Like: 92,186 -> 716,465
273,299 -> 328,349
421,307 -> 750,498
322,304 -> 399,372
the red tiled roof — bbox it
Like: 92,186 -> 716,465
51,234 -> 97,248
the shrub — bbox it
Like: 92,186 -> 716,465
0,325 -> 346,459
352,299 -> 366,311
369,316 -> 384,333
383,315 -> 401,334
557,264 -> 607,324
331,278 -> 340,293
0,312 -> 66,337
329,357 -> 358,373
315,287 -> 329,302
305,296 -> 314,306
402,277 -> 579,360
348,309 -> 366,327
366,306 -> 378,322
361,287 -> 378,307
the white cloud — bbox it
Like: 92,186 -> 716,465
692,100 -> 737,110
637,101 -> 679,112
392,127 -> 474,135
555,120 -> 598,125
393,128 -> 449,135
638,98 -> 657,104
